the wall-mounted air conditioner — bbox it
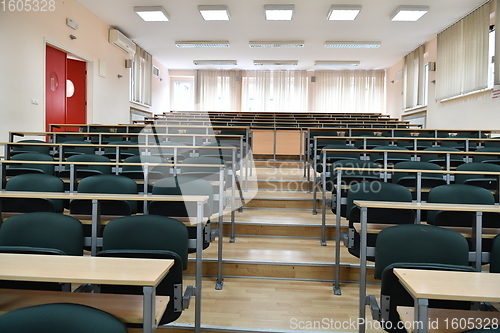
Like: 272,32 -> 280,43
109,29 -> 136,55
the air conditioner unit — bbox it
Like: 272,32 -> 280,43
109,29 -> 136,55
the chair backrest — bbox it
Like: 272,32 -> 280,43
426,184 -> 495,225
150,176 -> 213,217
72,174 -> 138,214
375,224 -> 470,279
455,162 -> 500,184
490,234 -> 500,273
98,215 -> 188,324
11,139 -> 50,155
181,156 -> 226,180
121,155 -> 169,180
61,140 -> 95,156
392,161 -> 443,184
330,159 -> 381,182
346,181 -> 414,223
420,146 -> 461,162
0,303 -> 127,333
104,141 -> 139,157
9,153 -> 54,175
322,144 -> 360,160
5,173 -> 65,212
474,147 -> 500,163
64,154 -> 112,174
150,142 -> 189,161
371,145 -> 410,162
0,212 -> 83,256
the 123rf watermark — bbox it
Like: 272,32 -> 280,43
1,0 -> 56,12
290,317 -> 499,331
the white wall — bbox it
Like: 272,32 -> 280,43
0,0 -> 169,144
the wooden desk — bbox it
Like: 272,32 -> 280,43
0,253 -> 173,333
394,268 -> 500,333
353,200 -> 500,333
397,306 -> 500,333
0,191 -> 208,333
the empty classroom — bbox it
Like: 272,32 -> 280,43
2,1 -> 500,333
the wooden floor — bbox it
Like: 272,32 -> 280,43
154,161 -> 384,333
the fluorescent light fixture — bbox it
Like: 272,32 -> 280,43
249,41 -> 304,48
390,5 -> 429,21
325,41 -> 381,48
198,5 -> 230,21
134,6 -> 170,21
193,60 -> 237,65
264,4 -> 294,21
254,60 -> 298,65
327,5 -> 361,20
315,60 -> 360,66
175,41 -> 230,48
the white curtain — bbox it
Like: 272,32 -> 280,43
195,70 -> 240,111
436,2 -> 490,101
403,44 -> 425,109
313,70 -> 385,113
131,45 -> 152,106
241,70 -> 308,112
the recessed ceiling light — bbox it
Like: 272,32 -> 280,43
249,41 -> 304,48
327,5 -> 361,21
193,60 -> 237,65
264,4 -> 294,21
175,41 -> 230,48
134,6 -> 170,22
254,60 -> 298,65
390,5 -> 429,21
198,5 -> 230,21
315,60 -> 360,66
325,41 -> 381,48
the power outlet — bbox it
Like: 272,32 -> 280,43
31,99 -> 39,105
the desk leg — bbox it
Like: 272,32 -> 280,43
321,150 -> 327,245
474,211 -> 483,271
216,169 -> 224,290
333,170 -> 342,295
195,201 -> 203,333
91,199 -> 101,256
415,298 -> 429,333
143,286 -> 156,333
359,206 -> 368,333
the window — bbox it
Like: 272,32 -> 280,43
171,80 -> 194,111
130,45 -> 152,106
403,45 -> 426,110
436,2 -> 490,101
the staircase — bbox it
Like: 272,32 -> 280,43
163,156 -> 380,332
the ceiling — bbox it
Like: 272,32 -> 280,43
75,0 -> 489,71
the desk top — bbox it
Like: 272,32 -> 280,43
0,253 -> 173,286
394,268 -> 500,302
0,190 -> 208,203
353,200 -> 500,213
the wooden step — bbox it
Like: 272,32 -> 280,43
186,237 -> 376,283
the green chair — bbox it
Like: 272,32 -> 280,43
455,162 -> 500,193
345,182 -> 415,260
474,147 -> 500,165
59,153 -> 112,179
97,215 -> 192,326
102,141 -> 139,161
392,161 -> 446,201
489,234 -> 500,273
371,145 -> 410,165
149,176 -> 213,252
120,155 -> 170,192
70,174 -> 138,216
150,142 -> 189,162
181,156 -> 227,182
60,140 -> 95,158
0,212 -> 83,290
368,224 -> 475,333
0,303 -> 127,333
10,139 -> 50,156
4,173 -> 65,213
6,153 -> 54,176
420,147 -> 465,168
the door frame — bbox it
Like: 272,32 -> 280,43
44,38 -> 93,129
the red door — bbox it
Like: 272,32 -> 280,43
45,45 -> 87,132
45,45 -> 66,132
66,59 -> 87,125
